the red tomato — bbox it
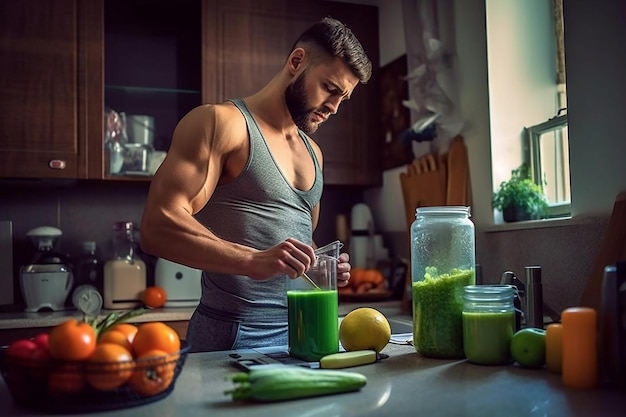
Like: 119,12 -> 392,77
6,339 -> 40,359
48,319 -> 97,360
32,333 -> 49,350
142,286 -> 167,308
6,338 -> 50,380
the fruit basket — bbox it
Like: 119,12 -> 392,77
0,341 -> 190,414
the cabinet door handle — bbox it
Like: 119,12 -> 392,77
48,160 -> 66,170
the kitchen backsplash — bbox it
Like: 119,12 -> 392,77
0,179 -> 365,310
1,180 -> 611,316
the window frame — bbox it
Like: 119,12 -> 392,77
524,112 -> 571,218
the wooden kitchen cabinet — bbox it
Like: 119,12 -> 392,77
203,0 -> 382,186
0,0 -> 381,185
103,0 -> 203,178
0,0 -> 104,179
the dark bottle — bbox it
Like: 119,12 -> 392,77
75,241 -> 104,293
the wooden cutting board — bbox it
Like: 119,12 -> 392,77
446,136 -> 471,206
399,153 -> 447,313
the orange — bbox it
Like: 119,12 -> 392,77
85,343 -> 134,391
349,268 -> 365,288
142,286 -> 167,308
132,322 -> 180,357
48,363 -> 86,394
128,349 -> 176,396
48,319 -> 97,361
111,323 -> 139,345
98,329 -> 133,352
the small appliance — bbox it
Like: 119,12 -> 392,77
155,258 -> 202,307
19,226 -> 73,312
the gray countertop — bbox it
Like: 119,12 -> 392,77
0,300 -> 404,329
1,341 -> 624,417
0,307 -> 196,329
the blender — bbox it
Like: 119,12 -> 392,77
19,226 -> 74,312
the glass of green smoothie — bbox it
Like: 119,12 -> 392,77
287,254 -> 339,362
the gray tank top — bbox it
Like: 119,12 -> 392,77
193,98 -> 323,323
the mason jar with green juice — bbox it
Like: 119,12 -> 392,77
410,206 -> 475,359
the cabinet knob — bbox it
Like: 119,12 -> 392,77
48,160 -> 66,170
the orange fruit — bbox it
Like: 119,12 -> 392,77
98,329 -> 133,352
128,349 -> 176,396
132,322 -> 180,357
48,363 -> 86,394
142,286 -> 167,308
48,319 -> 97,361
85,343 -> 134,391
112,323 -> 139,345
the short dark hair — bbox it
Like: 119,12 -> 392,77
292,17 -> 372,84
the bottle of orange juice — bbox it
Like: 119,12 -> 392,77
103,221 -> 146,309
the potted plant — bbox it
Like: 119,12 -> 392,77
492,164 -> 549,222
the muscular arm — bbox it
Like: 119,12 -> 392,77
140,104 -> 315,279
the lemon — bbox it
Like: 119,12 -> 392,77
339,307 -> 392,353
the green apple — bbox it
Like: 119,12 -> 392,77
510,327 -> 546,368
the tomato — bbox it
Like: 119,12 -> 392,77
32,333 -> 49,350
142,286 -> 167,308
132,322 -> 180,357
128,349 -> 176,396
48,319 -> 97,360
5,338 -> 51,381
111,323 -> 139,345
85,343 -> 134,391
98,329 -> 133,352
48,363 -> 86,394
6,339 -> 40,359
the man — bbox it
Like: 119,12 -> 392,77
140,17 -> 372,352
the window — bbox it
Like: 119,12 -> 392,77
524,110 -> 571,218
524,0 -> 569,219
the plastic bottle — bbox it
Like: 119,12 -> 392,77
103,221 -> 146,309
410,206 -> 476,358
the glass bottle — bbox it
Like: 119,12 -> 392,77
462,285 -> 516,365
103,221 -> 146,309
410,206 -> 475,358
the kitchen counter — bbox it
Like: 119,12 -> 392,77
1,341 -> 624,417
0,300 -> 403,329
0,307 -> 196,330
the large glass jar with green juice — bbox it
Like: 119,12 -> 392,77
410,206 -> 475,358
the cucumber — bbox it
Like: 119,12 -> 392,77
224,366 -> 367,402
319,350 -> 377,369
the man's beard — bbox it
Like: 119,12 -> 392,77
285,72 -> 325,134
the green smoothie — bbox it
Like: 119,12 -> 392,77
462,311 -> 515,365
287,290 -> 339,361
412,267 -> 474,358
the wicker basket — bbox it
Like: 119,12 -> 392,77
0,341 -> 190,414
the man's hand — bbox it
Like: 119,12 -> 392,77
336,252 -> 351,287
248,238 -> 316,280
